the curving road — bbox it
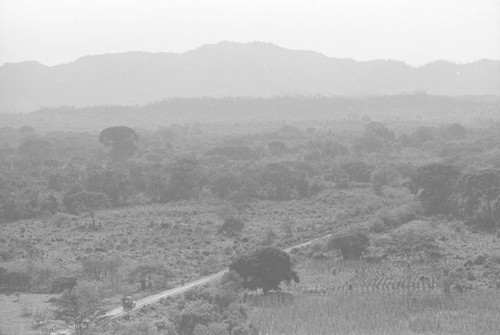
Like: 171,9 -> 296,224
105,233 -> 332,319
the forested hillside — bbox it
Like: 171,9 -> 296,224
1,42 -> 499,113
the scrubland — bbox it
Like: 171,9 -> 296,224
1,96 -> 500,334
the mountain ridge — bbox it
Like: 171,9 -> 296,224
1,41 -> 499,113
3,42 -> 496,69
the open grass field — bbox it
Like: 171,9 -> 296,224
0,293 -> 54,335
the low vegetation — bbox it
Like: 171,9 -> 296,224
1,97 -> 500,334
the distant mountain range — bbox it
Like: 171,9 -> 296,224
1,42 -> 499,113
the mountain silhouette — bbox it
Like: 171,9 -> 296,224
1,41 -> 499,113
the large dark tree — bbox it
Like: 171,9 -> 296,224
218,217 -> 245,237
411,163 -> 460,214
229,246 -> 299,293
328,231 -> 370,260
98,126 -> 138,161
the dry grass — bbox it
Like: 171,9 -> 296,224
0,294 -> 54,335
0,187 -> 391,285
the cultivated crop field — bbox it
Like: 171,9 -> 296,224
247,216 -> 500,335
249,291 -> 500,335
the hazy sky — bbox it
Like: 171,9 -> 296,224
1,0 -> 499,66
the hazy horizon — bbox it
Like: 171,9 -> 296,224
1,0 -> 499,67
2,40 -> 499,68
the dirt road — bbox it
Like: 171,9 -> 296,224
106,270 -> 228,318
105,233 -> 332,319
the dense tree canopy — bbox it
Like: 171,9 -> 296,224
18,138 -> 52,167
411,163 -> 460,214
458,169 -> 500,228
365,122 -> 395,142
98,126 -> 138,161
229,246 -> 299,293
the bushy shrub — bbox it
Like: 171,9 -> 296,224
27,264 -> 61,292
353,133 -> 385,153
444,123 -> 466,140
0,247 -> 15,261
63,185 -> 84,213
370,166 -> 401,195
218,218 -> 245,237
211,173 -> 241,199
262,229 -> 277,246
82,256 -> 123,282
309,177 -> 326,195
50,276 -> 78,294
393,162 -> 417,179
0,267 -> 31,291
128,263 -> 174,290
387,223 -> 443,259
172,279 -> 256,335
52,213 -> 72,228
378,202 -> 422,228
40,194 -> 59,214
1,195 -> 40,222
365,122 -> 395,142
268,141 -> 287,156
341,161 -> 373,183
86,167 -> 134,206
409,126 -> 439,147
369,219 -> 386,233
111,321 -> 162,335
174,300 -> 221,335
209,146 -> 256,161
327,231 -> 370,260
161,159 -> 202,202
